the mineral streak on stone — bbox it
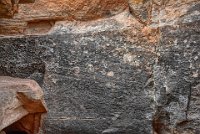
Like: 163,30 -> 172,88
0,76 -> 47,134
0,0 -> 199,134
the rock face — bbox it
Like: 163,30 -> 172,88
0,0 -> 128,35
0,11 -> 156,133
0,0 -> 16,18
15,0 -> 127,21
0,76 -> 47,134
0,0 -> 35,18
0,0 -> 199,134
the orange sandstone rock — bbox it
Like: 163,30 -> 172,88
0,0 -> 128,35
0,76 -> 47,134
0,0 -> 35,18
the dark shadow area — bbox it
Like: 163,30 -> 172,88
5,131 -> 28,134
24,20 -> 55,35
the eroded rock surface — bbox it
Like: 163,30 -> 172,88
0,76 -> 47,134
0,0 -> 35,18
0,10 -> 157,133
0,0 -> 199,134
0,0 -> 128,35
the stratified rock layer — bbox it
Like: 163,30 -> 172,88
0,0 -> 128,35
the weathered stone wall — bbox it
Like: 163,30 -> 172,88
0,0 -> 128,35
0,0 -> 35,18
0,0 -> 199,134
0,76 -> 47,134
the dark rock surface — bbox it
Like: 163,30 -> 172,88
153,19 -> 200,134
0,1 -> 199,134
0,13 -> 155,134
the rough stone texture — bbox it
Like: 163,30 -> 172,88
150,1 -> 200,133
0,0 -> 128,35
154,24 -> 200,133
0,76 -> 47,134
0,0 -> 16,18
0,0 -> 35,18
15,0 -> 127,21
0,11 -> 157,133
153,21 -> 200,133
0,0 -> 199,134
